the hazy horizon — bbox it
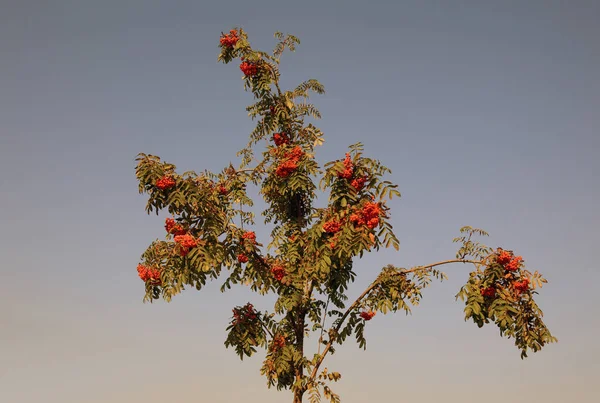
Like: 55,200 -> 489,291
1,1 -> 599,402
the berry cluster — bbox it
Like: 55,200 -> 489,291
273,132 -> 289,146
360,310 -> 376,321
174,234 -> 198,256
350,176 -> 367,192
137,264 -> 161,285
350,201 -> 383,229
497,250 -> 523,272
156,175 -> 176,190
271,265 -> 286,282
219,29 -> 239,48
165,217 -> 186,236
218,185 -> 228,195
323,219 -> 342,234
481,286 -> 496,298
322,200 -> 384,250
240,61 -> 259,77
242,231 -> 257,245
271,334 -> 286,350
275,146 -> 304,178
238,253 -> 249,263
335,153 -> 368,192
513,278 -> 530,294
232,303 -> 258,326
276,160 -> 298,178
337,153 -> 354,179
480,249 -> 530,298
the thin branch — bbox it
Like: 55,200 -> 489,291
317,294 -> 330,355
274,80 -> 283,98
309,281 -> 377,381
263,63 -> 283,97
398,259 -> 483,275
251,250 -> 271,271
262,321 -> 274,338
308,258 -> 483,381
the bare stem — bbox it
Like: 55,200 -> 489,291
262,321 -> 274,339
317,295 -> 330,355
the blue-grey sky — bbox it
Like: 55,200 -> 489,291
1,1 -> 599,402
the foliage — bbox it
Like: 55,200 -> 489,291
133,29 -> 556,402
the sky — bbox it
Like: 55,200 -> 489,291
1,0 -> 599,402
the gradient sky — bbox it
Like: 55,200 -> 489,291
1,1 -> 599,402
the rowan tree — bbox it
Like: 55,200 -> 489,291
134,28 -> 557,403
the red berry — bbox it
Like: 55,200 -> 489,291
350,176 -> 367,192
275,146 -> 304,178
497,250 -> 512,266
271,265 -> 286,281
174,234 -> 197,256
165,218 -> 186,235
337,153 -> 354,179
513,278 -> 530,293
505,256 -> 523,272
156,175 -> 176,190
137,264 -> 161,285
242,231 -> 256,244
272,335 -> 286,350
480,286 -> 496,298
219,30 -> 239,48
273,132 -> 289,146
360,310 -> 376,321
350,201 -> 382,229
323,219 -> 341,234
240,61 -> 259,76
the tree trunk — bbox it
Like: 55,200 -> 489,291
292,277 -> 311,403
293,302 -> 307,403
293,317 -> 305,402
293,389 -> 304,403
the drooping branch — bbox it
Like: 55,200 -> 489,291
308,258 -> 483,382
397,259 -> 485,275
